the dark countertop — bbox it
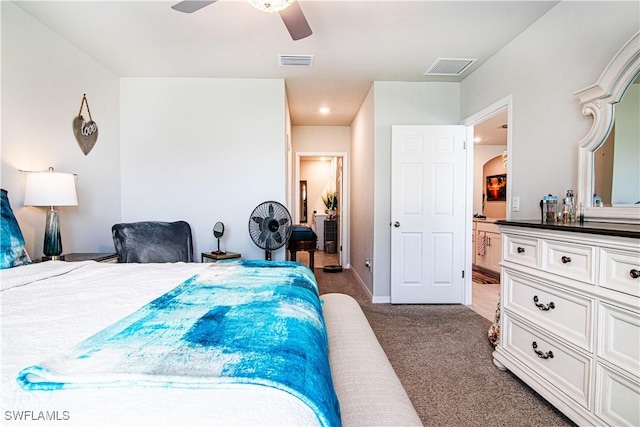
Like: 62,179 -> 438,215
495,219 -> 640,239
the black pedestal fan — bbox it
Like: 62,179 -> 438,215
248,201 -> 292,260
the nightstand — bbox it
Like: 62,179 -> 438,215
201,251 -> 241,263
61,253 -> 119,263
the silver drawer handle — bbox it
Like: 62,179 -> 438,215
630,269 -> 640,279
533,295 -> 555,311
561,256 -> 572,264
532,341 -> 554,359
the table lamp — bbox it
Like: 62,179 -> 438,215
24,167 -> 78,260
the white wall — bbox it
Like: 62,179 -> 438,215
350,86 -> 375,293
461,1 -> 640,220
1,2 -> 121,258
291,125 -> 350,217
300,159 -> 334,216
372,82 -> 461,300
482,155 -> 508,219
292,126 -> 350,153
473,145 -> 507,216
120,78 -> 288,261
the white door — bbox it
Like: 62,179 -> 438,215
391,125 -> 467,303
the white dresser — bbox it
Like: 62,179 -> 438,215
494,220 -> 640,426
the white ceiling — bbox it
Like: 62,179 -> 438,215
13,0 -> 558,126
474,109 -> 508,146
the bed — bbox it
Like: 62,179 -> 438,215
1,191 -> 422,426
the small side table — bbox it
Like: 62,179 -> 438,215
41,253 -> 119,263
201,251 -> 241,263
287,240 -> 315,269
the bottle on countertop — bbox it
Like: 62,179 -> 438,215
563,190 -> 576,223
593,194 -> 603,207
579,202 -> 585,224
541,194 -> 558,223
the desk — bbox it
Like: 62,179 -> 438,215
201,251 -> 241,263
287,239 -> 315,269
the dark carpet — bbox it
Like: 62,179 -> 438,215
315,268 -> 576,427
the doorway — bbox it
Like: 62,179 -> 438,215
294,152 -> 348,269
472,110 -> 508,220
462,96 -> 512,313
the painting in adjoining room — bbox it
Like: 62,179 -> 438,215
486,174 -> 507,201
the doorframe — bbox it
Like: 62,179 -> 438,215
460,95 -> 513,305
295,151 -> 350,269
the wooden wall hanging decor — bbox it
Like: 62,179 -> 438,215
72,94 -> 99,155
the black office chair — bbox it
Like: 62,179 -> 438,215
112,221 -> 194,263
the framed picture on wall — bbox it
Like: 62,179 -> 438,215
486,174 -> 507,201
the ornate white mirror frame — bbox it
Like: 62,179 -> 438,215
575,31 -> 640,223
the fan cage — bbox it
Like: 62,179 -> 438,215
248,201 -> 292,253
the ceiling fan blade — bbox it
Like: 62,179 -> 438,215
171,1 -> 218,14
279,1 -> 312,41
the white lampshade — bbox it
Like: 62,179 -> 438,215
24,169 -> 78,207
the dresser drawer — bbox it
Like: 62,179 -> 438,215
595,363 -> 640,427
503,233 -> 538,268
598,303 -> 640,376
600,248 -> 640,297
503,270 -> 593,350
502,313 -> 591,408
542,240 -> 596,284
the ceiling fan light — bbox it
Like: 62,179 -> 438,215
248,0 -> 294,13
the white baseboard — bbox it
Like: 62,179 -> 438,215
350,267 -> 390,303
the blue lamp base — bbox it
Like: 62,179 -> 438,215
43,208 -> 63,260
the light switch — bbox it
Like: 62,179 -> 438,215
512,196 -> 520,212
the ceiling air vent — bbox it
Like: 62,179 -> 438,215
278,54 -> 314,67
424,58 -> 477,76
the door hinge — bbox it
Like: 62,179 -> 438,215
463,140 -> 467,150
462,270 -> 465,278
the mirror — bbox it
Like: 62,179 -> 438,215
212,221 -> 225,254
300,180 -> 308,223
576,31 -> 640,223
593,73 -> 639,207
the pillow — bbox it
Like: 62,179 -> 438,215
1,189 -> 32,269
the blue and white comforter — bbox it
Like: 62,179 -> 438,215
16,260 -> 340,427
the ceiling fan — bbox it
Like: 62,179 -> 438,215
171,0 -> 313,41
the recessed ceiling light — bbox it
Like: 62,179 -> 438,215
319,106 -> 330,115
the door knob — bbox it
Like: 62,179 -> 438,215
394,221 -> 400,228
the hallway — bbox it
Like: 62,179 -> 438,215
295,250 -> 340,269
470,271 -> 500,322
